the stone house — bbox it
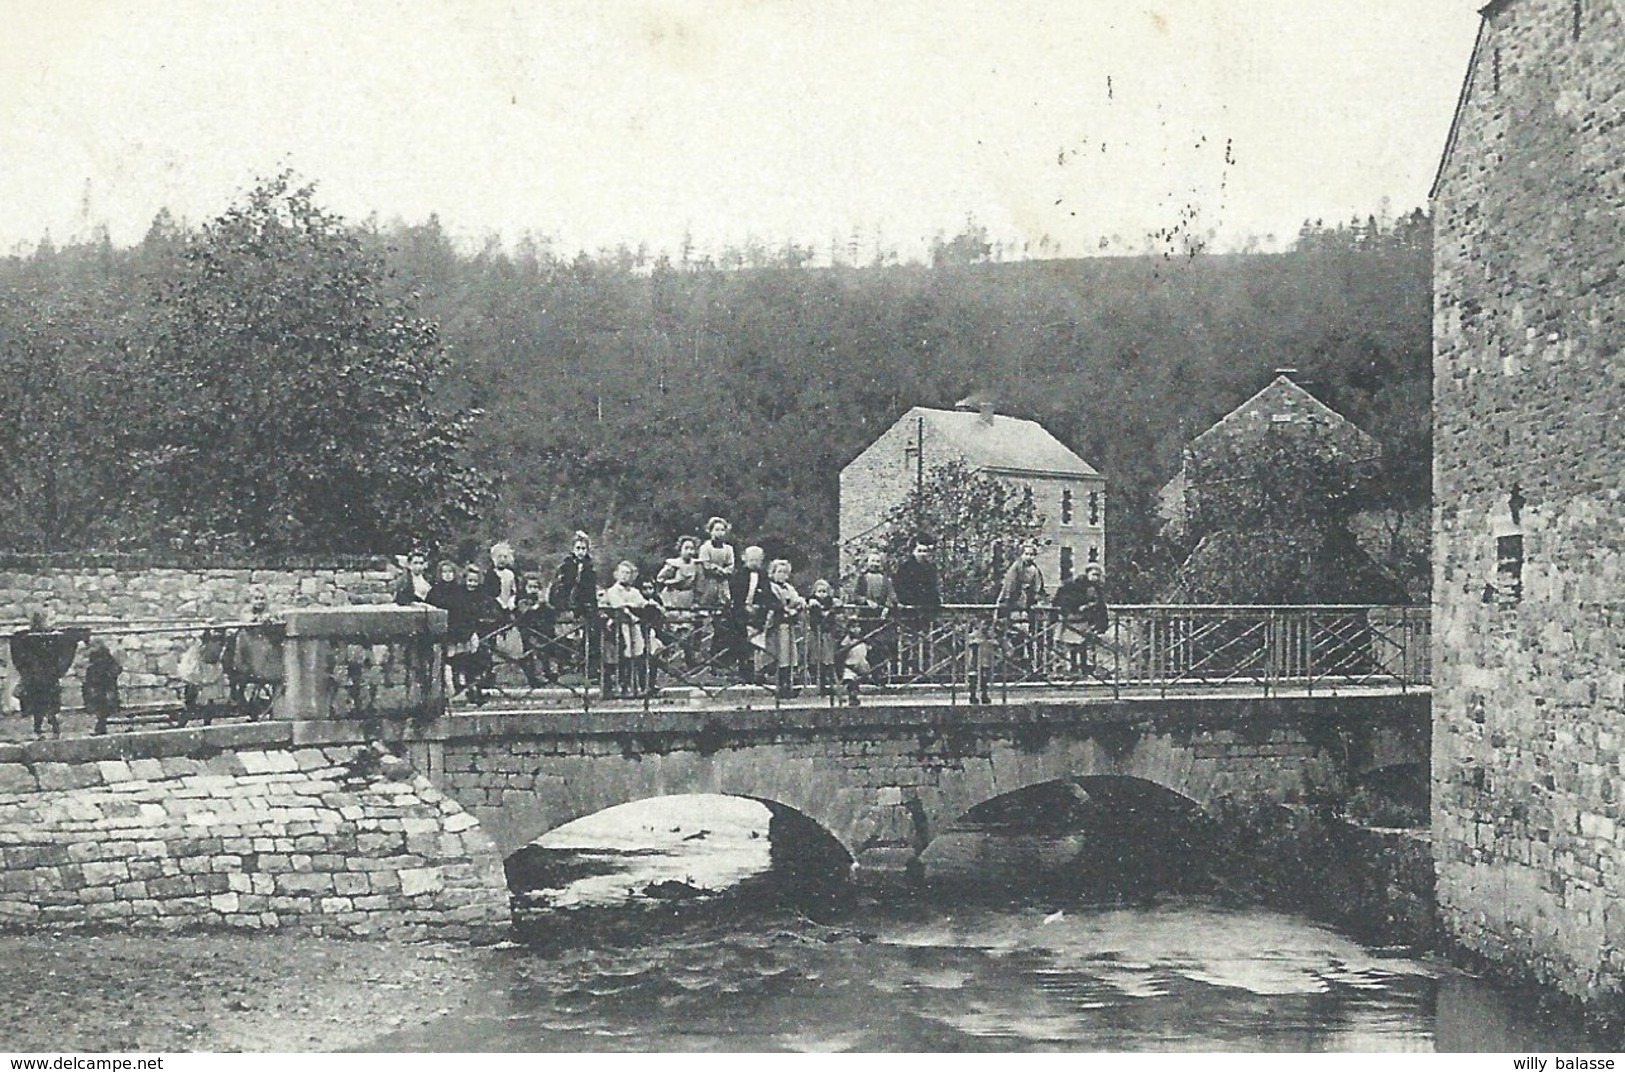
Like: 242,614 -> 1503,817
1157,373 -> 1402,604
1158,373 -> 1382,540
839,402 -> 1104,586
1431,0 -> 1625,1013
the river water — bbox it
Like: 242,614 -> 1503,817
373,796 -> 1599,1053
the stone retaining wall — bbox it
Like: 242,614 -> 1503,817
0,726 -> 507,939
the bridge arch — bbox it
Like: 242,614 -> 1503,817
906,729 -> 1243,845
447,750 -> 888,868
920,774 -> 1213,893
501,793 -> 854,902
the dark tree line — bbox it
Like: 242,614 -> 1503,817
0,179 -> 1431,599
0,175 -> 486,554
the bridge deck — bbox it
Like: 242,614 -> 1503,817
0,681 -> 1429,746
448,679 -> 1429,719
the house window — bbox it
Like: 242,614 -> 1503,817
1088,491 -> 1101,526
1059,546 -> 1074,581
1496,534 -> 1524,604
1061,489 -> 1074,525
1087,546 -> 1099,564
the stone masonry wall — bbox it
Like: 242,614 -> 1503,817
0,555 -> 395,710
840,413 -> 972,571
416,696 -> 1424,876
1433,0 -> 1625,1003
0,728 -> 507,939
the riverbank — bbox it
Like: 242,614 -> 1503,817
0,932 -> 491,1052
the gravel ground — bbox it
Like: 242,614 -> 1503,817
0,933 -> 493,1053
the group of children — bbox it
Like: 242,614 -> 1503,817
392,520 -> 879,705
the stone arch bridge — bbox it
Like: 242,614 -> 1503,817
0,606 -> 1429,936
403,691 -> 1429,884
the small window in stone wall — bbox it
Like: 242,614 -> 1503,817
1060,546 -> 1074,581
1088,491 -> 1101,526
1087,546 -> 1099,565
1496,534 -> 1524,604
1575,0 -> 1584,40
1061,489 -> 1074,525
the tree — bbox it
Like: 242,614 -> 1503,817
855,460 -> 1043,602
137,173 -> 488,552
930,217 -> 993,267
1164,423 -> 1405,603
0,238 -> 158,551
0,305 -> 143,548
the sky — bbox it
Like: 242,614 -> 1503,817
1,0 -> 1484,261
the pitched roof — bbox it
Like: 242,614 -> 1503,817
1433,0 -> 1625,200
1189,376 -> 1380,461
910,406 -> 1100,478
1431,15 -> 1489,202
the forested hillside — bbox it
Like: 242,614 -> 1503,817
384,211 -> 1432,596
0,186 -> 1431,599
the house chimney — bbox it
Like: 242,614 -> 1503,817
955,392 -> 997,425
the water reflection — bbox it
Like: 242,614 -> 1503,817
510,795 -> 774,909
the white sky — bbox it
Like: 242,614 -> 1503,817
1,0 -> 1483,260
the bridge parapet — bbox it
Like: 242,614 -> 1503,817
279,605 -> 447,724
442,602 -> 1429,712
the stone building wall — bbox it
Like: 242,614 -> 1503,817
1432,0 -> 1625,1003
0,555 -> 395,710
0,727 -> 506,938
839,412 -> 970,570
839,418 -> 1105,585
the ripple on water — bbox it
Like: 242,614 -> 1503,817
373,788 -> 1592,1054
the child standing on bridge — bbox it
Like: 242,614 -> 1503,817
600,560 -> 655,700
82,640 -> 122,736
9,608 -> 90,738
764,559 -> 806,700
806,578 -> 841,699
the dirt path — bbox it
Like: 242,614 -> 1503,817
0,933 -> 495,1053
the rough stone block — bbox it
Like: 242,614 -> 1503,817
275,873 -> 333,895
333,873 -> 369,896
128,759 -> 165,782
35,763 -> 100,791
0,764 -> 38,794
81,860 -> 130,885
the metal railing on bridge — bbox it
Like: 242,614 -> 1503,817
454,603 -> 1430,711
6,604 -> 1430,736
2,618 -> 284,737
